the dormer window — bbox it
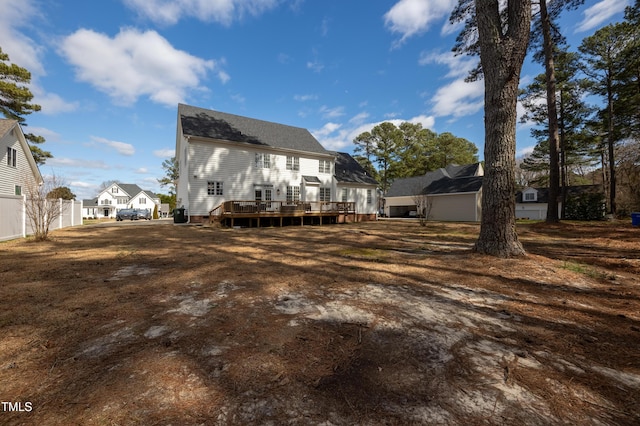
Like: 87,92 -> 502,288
524,191 -> 537,202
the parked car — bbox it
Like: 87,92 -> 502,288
135,208 -> 152,220
116,209 -> 138,221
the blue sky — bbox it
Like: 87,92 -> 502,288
0,0 -> 630,200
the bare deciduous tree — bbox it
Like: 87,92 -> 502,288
23,174 -> 67,241
411,183 -> 433,226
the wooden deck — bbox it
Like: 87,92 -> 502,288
209,200 -> 356,227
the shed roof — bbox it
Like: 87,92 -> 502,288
178,104 -> 328,155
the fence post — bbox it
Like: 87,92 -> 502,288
22,194 -> 27,238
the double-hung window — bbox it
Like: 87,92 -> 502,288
286,186 -> 300,203
208,181 -> 223,196
319,187 -> 331,202
367,189 -> 372,204
318,159 -> 330,174
286,156 -> 299,171
7,147 -> 16,167
255,153 -> 271,169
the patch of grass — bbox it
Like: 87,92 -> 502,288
561,261 -> 607,280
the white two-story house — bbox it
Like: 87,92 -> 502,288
0,119 -> 42,197
82,183 -> 160,218
175,104 -> 378,224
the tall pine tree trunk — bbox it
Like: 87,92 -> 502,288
540,0 -> 561,222
474,0 -> 529,257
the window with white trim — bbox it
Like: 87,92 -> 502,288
139,197 -> 147,204
286,186 -> 300,203
7,147 -> 16,167
319,187 -> 331,202
286,156 -> 300,171
111,187 -> 118,193
15,185 -> 21,196
319,159 -> 331,174
524,192 -> 536,201
367,189 -> 372,204
208,181 -> 223,195
341,188 -> 348,202
255,153 -> 271,169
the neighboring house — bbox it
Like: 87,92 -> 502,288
159,203 -> 170,218
1,120 -> 80,241
333,152 -> 379,221
175,104 -> 379,223
82,183 -> 160,218
516,185 -> 604,220
384,163 -> 483,221
0,119 -> 42,197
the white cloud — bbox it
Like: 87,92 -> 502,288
575,0 -> 630,33
294,94 -> 318,102
136,167 -> 148,174
0,0 -> 45,76
154,148 -> 176,158
307,60 -> 325,73
312,114 -> 436,152
59,28 -> 220,107
418,49 -> 484,119
384,0 -> 457,46
517,145 -> 535,158
123,0 -> 280,26
319,105 -> 345,119
418,49 -> 476,79
314,122 -> 342,138
0,0 -> 78,113
431,78 -> 484,118
349,112 -> 370,124
91,136 -> 135,156
70,181 -> 95,188
31,86 -> 79,115
47,157 -> 110,169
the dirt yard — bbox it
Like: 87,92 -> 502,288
0,219 -> 639,425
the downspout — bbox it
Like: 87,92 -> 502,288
185,135 -> 191,223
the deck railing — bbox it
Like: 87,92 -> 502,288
209,200 -> 355,218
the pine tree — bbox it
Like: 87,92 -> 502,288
0,47 -> 51,165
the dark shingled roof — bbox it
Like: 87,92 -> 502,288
333,152 -> 379,185
302,175 -> 321,184
385,163 -> 482,197
423,176 -> 483,195
178,104 -> 328,155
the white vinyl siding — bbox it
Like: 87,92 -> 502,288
181,139 -> 338,216
0,127 -> 40,196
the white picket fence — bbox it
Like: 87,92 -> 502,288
0,194 -> 82,242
